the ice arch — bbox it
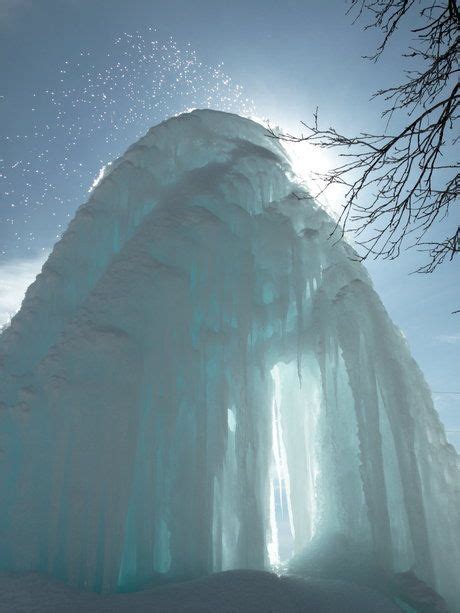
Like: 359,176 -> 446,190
0,110 -> 458,607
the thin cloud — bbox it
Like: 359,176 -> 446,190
0,253 -> 47,328
435,334 -> 460,345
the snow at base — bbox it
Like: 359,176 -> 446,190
0,570 -> 405,613
0,110 -> 458,609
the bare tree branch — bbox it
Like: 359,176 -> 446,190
415,225 -> 459,272
271,0 -> 459,273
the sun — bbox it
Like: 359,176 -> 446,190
247,113 -> 345,221
280,138 -> 346,221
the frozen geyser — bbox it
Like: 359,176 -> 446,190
0,110 -> 458,608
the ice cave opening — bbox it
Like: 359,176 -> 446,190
268,364 -> 296,567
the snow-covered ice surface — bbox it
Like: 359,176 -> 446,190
0,110 -> 458,610
0,569 -> 402,612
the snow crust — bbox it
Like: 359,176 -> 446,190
0,109 -> 458,608
0,570 -> 402,612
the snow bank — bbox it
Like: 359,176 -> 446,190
0,570 -> 402,612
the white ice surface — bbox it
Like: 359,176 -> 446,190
0,570 -> 402,613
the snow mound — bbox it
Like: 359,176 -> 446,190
0,570 -> 402,612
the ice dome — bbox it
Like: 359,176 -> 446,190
0,110 -> 458,609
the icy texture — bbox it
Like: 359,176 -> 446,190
0,570 -> 402,612
0,110 -> 458,607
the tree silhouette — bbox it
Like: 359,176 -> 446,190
271,0 -> 459,272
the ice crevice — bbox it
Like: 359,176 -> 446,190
0,109 -> 458,608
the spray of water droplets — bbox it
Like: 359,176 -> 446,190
0,29 -> 255,257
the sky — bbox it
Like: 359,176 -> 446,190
0,0 -> 458,447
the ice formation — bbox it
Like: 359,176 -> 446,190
0,110 -> 458,607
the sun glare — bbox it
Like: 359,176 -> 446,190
280,139 -> 345,221
247,114 -> 345,221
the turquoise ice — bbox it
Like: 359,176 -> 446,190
0,110 -> 458,608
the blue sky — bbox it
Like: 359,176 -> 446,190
0,0 -> 458,446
